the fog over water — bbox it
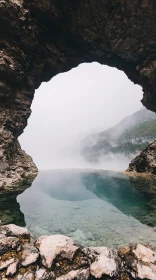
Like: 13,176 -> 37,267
19,63 -> 143,170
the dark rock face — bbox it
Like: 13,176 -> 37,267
127,140 -> 156,174
1,0 -> 156,186
0,179 -> 33,226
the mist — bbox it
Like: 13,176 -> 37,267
19,62 -> 143,171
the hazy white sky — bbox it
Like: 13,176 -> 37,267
19,62 -> 143,169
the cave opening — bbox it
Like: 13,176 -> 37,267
2,62 -> 156,249
13,61 -> 156,248
19,62 -> 143,171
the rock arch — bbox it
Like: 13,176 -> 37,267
1,0 -> 156,189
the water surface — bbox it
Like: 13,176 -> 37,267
1,169 -> 156,248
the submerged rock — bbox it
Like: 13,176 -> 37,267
72,229 -> 88,244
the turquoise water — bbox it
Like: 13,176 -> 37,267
1,170 -> 156,248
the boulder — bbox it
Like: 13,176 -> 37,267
84,247 -> 118,278
35,235 -> 79,268
0,224 -> 31,238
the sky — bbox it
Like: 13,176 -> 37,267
19,62 -> 143,170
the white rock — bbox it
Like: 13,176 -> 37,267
56,269 -> 90,280
6,261 -> 18,276
133,244 -> 156,263
137,263 -> 156,280
35,269 -> 46,279
35,268 -> 54,280
35,235 -> 79,268
17,275 -> 23,280
0,258 -> 14,270
132,245 -> 156,280
0,224 -> 30,237
17,272 -> 34,280
21,252 -> 39,266
88,247 -> 117,278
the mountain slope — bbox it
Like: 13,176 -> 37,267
81,108 -> 156,162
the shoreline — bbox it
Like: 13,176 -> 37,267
0,224 -> 156,280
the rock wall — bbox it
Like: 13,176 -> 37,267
127,140 -> 156,174
0,224 -> 156,280
0,0 -> 156,186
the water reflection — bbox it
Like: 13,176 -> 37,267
0,182 -> 32,226
31,170 -> 156,227
1,170 -> 156,248
38,170 -> 94,201
82,171 -> 156,227
16,170 -> 156,247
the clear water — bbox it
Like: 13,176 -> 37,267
1,169 -> 156,248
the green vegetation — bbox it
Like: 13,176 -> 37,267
122,119 -> 156,138
81,108 -> 156,162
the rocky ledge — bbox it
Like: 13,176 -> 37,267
127,140 -> 156,175
0,141 -> 38,193
0,224 -> 156,280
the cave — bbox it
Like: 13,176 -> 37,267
1,0 -> 156,190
